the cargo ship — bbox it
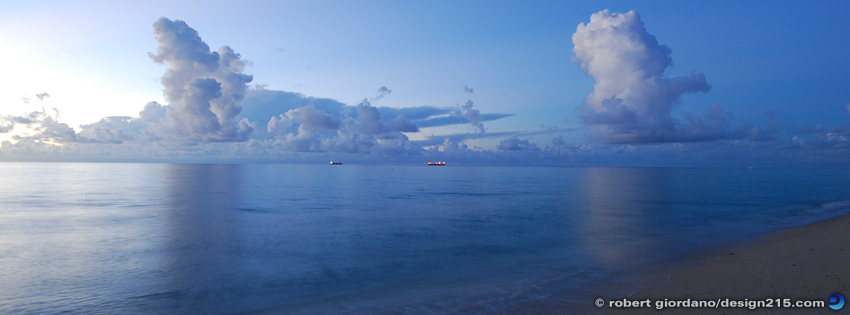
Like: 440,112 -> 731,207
427,161 -> 446,166
330,161 -> 342,165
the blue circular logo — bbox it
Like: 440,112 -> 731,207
829,293 -> 845,310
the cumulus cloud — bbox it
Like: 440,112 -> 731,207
454,99 -> 485,133
76,117 -> 137,144
1,92 -> 53,134
411,127 -> 576,149
497,137 -> 540,151
147,17 -> 254,142
437,138 -> 469,153
385,114 -> 419,133
278,104 -> 341,131
261,97 -> 419,155
73,102 -> 177,144
552,135 -> 566,146
35,116 -> 76,142
239,89 -> 512,136
2,104 -> 158,145
330,99 -> 415,154
352,99 -> 386,134
265,104 -> 340,150
224,87 -> 510,156
1,18 -> 258,146
347,99 -> 418,134
266,114 -> 292,137
30,14 -> 842,165
2,107 -> 79,143
0,111 -> 39,133
270,125 -> 328,152
573,10 -> 739,143
139,101 -> 167,123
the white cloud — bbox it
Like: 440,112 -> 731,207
2,14 -> 846,167
278,104 -> 341,131
453,99 -> 485,133
572,10 -> 737,143
497,137 -> 540,151
147,17 -> 254,142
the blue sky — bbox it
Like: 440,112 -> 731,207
1,1 -> 849,167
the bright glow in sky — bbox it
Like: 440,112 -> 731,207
1,1 -> 849,166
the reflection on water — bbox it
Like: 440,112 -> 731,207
139,164 -> 246,312
2,163 -> 850,314
576,167 -> 675,266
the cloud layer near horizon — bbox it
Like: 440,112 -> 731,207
0,18 -> 515,156
1,13 -> 848,167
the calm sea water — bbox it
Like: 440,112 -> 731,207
1,163 -> 849,314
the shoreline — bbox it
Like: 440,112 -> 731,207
607,211 -> 850,314
504,212 -> 850,314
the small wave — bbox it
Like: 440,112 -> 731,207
427,191 -> 514,197
804,199 -> 850,215
130,290 -> 186,301
770,199 -> 850,231
234,207 -> 271,214
386,194 -> 416,200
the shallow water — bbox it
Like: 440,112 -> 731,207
1,163 -> 849,314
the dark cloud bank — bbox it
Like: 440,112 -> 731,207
1,14 -> 848,167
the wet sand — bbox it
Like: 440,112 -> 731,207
610,212 -> 850,314
504,212 -> 850,314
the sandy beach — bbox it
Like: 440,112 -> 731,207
600,212 -> 850,314
501,212 -> 850,314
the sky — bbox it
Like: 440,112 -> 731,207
1,0 -> 849,167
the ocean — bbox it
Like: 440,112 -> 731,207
1,163 -> 849,314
